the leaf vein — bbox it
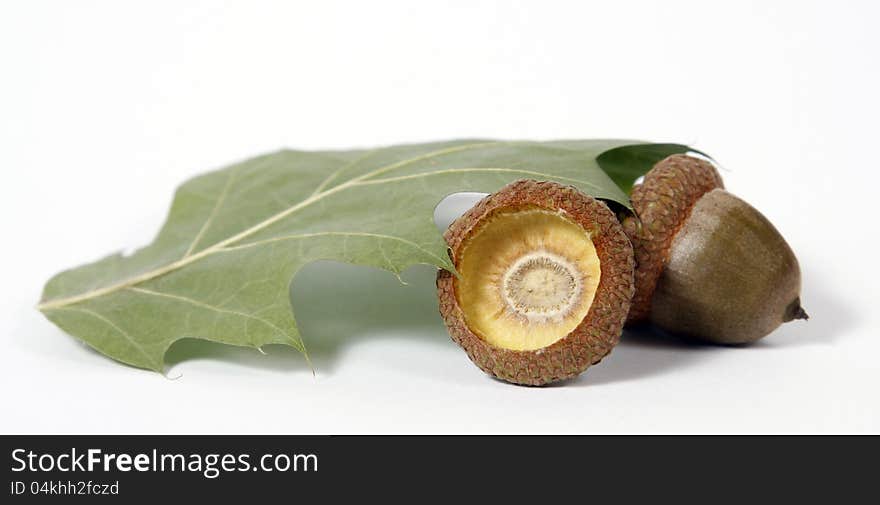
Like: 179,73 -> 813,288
50,306 -> 160,370
310,147 -> 382,196
354,167 -> 601,191
126,287 -> 297,348
183,166 -> 240,258
354,141 -> 503,183
219,231 -> 447,265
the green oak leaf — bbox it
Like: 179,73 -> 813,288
38,139 -> 695,372
595,143 -> 711,193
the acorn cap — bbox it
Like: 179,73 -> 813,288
437,180 -> 635,386
623,154 -> 724,322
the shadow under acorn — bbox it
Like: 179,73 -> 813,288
571,267 -> 848,387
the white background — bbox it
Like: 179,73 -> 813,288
1,0 -> 877,434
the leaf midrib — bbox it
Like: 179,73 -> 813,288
38,141 -> 600,311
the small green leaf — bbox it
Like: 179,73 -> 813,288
37,139 -> 684,372
596,143 -> 709,194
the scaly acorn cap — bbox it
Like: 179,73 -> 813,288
623,154 -> 724,322
437,180 -> 635,386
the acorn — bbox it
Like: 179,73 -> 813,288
437,180 -> 635,385
623,154 -> 807,344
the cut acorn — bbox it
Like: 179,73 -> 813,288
437,180 -> 634,386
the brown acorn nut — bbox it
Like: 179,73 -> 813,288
623,154 -> 807,344
437,180 -> 635,385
